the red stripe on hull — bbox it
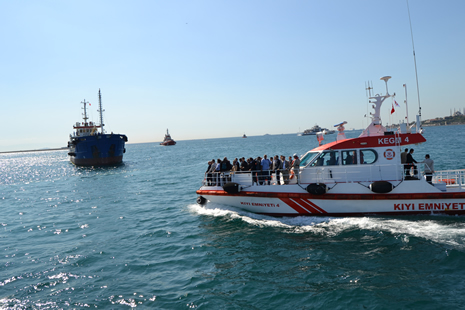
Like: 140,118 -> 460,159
291,198 -> 317,214
250,210 -> 465,217
196,189 -> 465,200
299,199 -> 327,214
280,198 -> 311,215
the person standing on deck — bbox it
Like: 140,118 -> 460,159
205,160 -> 214,186
401,148 -> 408,164
401,148 -> 409,175
261,155 -> 271,185
291,154 -> 301,183
280,155 -> 291,185
240,157 -> 249,171
272,155 -> 282,184
421,154 -> 435,184
406,149 -> 418,177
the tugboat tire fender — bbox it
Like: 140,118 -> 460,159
306,183 -> 327,195
196,196 -> 207,205
223,182 -> 241,194
370,181 -> 393,193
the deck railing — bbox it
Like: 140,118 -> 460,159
202,171 -> 279,187
433,170 -> 465,189
202,168 -> 465,189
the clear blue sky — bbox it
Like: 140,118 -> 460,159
1,0 -> 464,151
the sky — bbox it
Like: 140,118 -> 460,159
1,0 -> 464,152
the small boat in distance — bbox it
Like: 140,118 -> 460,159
299,124 -> 335,136
160,129 -> 176,146
242,133 -> 247,138
68,89 -> 128,166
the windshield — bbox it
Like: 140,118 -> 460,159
299,152 -> 319,167
311,150 -> 339,166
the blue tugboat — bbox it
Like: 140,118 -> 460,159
68,89 -> 128,166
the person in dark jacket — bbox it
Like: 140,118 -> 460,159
401,148 -> 409,175
220,157 -> 232,171
406,148 -> 418,177
250,157 -> 262,185
205,160 -> 214,186
240,157 -> 249,171
219,157 -> 232,184
279,155 -> 291,184
272,155 -> 282,184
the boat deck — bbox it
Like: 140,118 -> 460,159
202,169 -> 465,192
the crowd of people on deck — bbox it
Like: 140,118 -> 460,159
205,148 -> 436,187
401,148 -> 435,184
205,154 -> 301,186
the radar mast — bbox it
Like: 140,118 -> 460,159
98,89 -> 105,134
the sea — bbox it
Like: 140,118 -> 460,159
1,125 -> 465,309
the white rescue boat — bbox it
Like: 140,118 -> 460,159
196,76 -> 465,216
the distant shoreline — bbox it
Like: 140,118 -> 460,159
2,123 -> 464,154
0,147 -> 69,155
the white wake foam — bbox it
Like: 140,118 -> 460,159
188,203 -> 465,249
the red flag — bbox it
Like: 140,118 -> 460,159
391,103 -> 395,114
89,103 -> 91,106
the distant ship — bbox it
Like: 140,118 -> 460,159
68,89 -> 128,166
242,133 -> 247,138
160,129 -> 176,146
299,124 -> 335,136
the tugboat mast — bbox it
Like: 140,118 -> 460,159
81,99 -> 89,125
98,89 -> 105,134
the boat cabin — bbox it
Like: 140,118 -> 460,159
72,121 -> 101,137
298,132 -> 426,184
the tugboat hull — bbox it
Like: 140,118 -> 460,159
68,134 -> 127,166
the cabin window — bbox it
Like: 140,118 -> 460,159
311,150 -> 339,167
360,149 -> 378,164
342,150 -> 357,165
300,152 -> 319,167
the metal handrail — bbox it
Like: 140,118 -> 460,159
202,167 -> 465,189
433,169 -> 465,189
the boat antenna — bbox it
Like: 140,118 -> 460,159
98,89 -> 105,134
403,84 -> 410,128
380,76 -> 391,95
365,81 -> 373,126
81,99 -> 89,125
406,0 -> 421,119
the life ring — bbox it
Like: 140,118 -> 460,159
383,149 -> 395,160
289,170 -> 295,180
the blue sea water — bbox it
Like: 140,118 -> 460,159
1,125 -> 465,309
